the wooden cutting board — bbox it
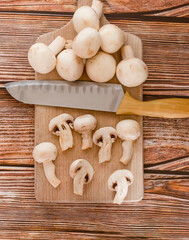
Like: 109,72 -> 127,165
35,0 -> 143,203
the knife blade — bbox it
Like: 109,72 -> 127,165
5,80 -> 124,113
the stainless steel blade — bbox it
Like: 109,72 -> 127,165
5,80 -> 124,112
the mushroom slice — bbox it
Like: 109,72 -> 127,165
108,169 -> 133,204
116,45 -> 148,87
49,113 -> 74,151
93,127 -> 117,163
69,159 -> 94,195
116,119 -> 141,165
28,36 -> 66,74
74,114 -> 97,150
33,142 -> 61,188
73,0 -> 103,33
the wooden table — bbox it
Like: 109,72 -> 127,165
0,1 -> 189,239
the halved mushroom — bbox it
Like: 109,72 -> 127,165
33,142 -> 61,188
28,36 -> 66,74
69,159 -> 94,195
108,169 -> 133,204
116,45 -> 148,87
72,27 -> 101,59
74,114 -> 97,150
99,24 -> 125,54
93,127 -> 117,163
73,0 -> 103,33
49,113 -> 74,151
116,119 -> 141,165
86,51 -> 116,83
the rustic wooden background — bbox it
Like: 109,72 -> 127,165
0,0 -> 189,239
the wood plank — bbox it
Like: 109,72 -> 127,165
0,0 -> 188,17
0,13 -> 188,96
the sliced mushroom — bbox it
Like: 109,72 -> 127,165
72,27 -> 101,59
116,45 -> 148,87
108,169 -> 133,204
28,36 -> 66,74
99,24 -> 125,54
69,159 -> 94,195
49,113 -> 74,151
73,0 -> 103,33
116,119 -> 141,165
86,51 -> 116,83
74,114 -> 97,150
56,49 -> 84,81
33,142 -> 61,188
93,127 -> 117,163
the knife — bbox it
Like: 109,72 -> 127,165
5,80 -> 189,118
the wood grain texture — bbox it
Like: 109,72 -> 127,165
0,0 -> 189,17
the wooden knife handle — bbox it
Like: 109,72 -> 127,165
116,92 -> 189,118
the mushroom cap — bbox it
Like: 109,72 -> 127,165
116,119 -> 140,141
93,127 -> 117,147
56,49 -> 84,81
72,6 -> 100,33
74,114 -> 97,133
72,27 -> 101,59
49,113 -> 74,134
99,24 -> 125,54
86,51 -> 116,83
69,159 -> 94,183
116,58 -> 148,87
33,142 -> 57,163
28,43 -> 56,74
108,169 -> 133,191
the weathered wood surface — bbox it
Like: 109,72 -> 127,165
0,3 -> 189,239
0,0 -> 189,17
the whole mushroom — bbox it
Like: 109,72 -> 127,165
73,0 -> 103,33
74,114 -> 97,150
86,51 -> 116,83
108,169 -> 133,204
56,49 -> 84,81
49,113 -> 74,151
93,127 -> 117,163
116,119 -> 141,165
28,36 -> 66,74
69,159 -> 94,195
99,24 -> 125,53
116,45 -> 148,87
33,142 -> 61,188
72,27 -> 101,59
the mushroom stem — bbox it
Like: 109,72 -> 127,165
81,131 -> 93,150
59,123 -> 73,151
65,40 -> 73,49
113,177 -> 129,204
48,36 -> 66,55
73,168 -> 87,195
121,45 -> 135,60
120,140 -> 134,165
91,0 -> 103,18
99,139 -> 112,163
43,161 -> 61,188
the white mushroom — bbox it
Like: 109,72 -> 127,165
28,36 -> 66,74
116,119 -> 141,165
65,40 -> 73,49
93,127 -> 117,163
72,27 -> 101,59
108,169 -> 133,204
33,142 -> 61,188
56,49 -> 84,81
99,24 -> 125,54
116,45 -> 148,87
73,0 -> 103,33
86,51 -> 116,82
49,113 -> 74,151
69,159 -> 94,195
74,114 -> 97,150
